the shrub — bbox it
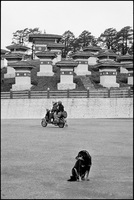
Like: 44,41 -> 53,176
73,76 -> 85,90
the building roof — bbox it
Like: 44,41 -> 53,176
29,34 -> 62,42
56,58 -> 78,67
9,60 -> 36,69
122,63 -> 133,70
117,53 -> 133,61
83,46 -> 102,52
47,43 -> 65,48
71,51 -> 93,58
95,59 -> 121,69
6,44 -> 30,50
3,53 -> 23,59
35,51 -> 57,58
1,49 -> 9,55
97,49 -> 117,58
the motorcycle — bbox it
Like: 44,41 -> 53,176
41,109 -> 67,128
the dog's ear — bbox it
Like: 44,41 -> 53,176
75,152 -> 82,159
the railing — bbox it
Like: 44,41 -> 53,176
1,88 -> 133,99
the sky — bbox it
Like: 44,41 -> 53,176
1,1 -> 133,49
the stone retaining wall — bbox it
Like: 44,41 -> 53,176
1,98 -> 133,119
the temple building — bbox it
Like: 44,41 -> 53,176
29,34 -> 64,63
35,51 -> 56,76
117,52 -> 133,73
4,44 -> 30,78
97,49 -> 118,62
83,46 -> 102,55
9,60 -> 35,91
83,46 -> 101,65
47,43 -> 64,64
56,58 -> 78,90
95,59 -> 121,88
4,53 -> 22,78
71,50 -> 91,75
6,44 -> 30,55
125,63 -> 133,85
1,49 -> 9,69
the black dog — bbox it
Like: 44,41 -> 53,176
68,150 -> 92,182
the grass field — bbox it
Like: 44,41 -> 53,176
1,119 -> 133,199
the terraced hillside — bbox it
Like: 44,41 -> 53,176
1,65 -> 130,92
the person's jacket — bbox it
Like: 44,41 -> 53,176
51,103 -> 58,112
58,104 -> 64,112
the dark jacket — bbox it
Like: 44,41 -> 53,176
51,103 -> 58,113
58,104 -> 64,112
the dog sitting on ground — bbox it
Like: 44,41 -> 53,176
68,150 -> 92,182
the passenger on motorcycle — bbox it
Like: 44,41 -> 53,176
57,101 -> 64,116
50,101 -> 58,122
54,101 -> 65,122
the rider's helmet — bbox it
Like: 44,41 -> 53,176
58,101 -> 62,104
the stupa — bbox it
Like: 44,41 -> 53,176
95,59 -> 121,88
4,44 -> 30,78
117,53 -> 133,73
56,58 -> 78,90
125,63 -> 133,85
47,42 -> 65,64
35,51 -> 56,76
97,49 -> 118,62
9,60 -> 35,91
6,44 -> 30,54
83,45 -> 102,54
83,46 -> 101,65
29,33 -> 64,63
71,49 -> 91,75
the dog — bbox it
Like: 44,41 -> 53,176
68,150 -> 92,182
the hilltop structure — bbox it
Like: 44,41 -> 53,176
71,50 -> 91,75
4,44 -> 30,78
9,60 -> 35,91
56,58 -> 78,90
125,63 -> 133,85
117,52 -> 133,73
1,32 -> 133,91
35,51 -> 57,76
83,46 -> 101,65
29,34 -> 65,64
95,59 -> 121,88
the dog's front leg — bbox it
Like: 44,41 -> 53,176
77,176 -> 82,182
85,171 -> 89,181
74,168 -> 82,182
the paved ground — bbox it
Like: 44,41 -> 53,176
1,119 -> 133,199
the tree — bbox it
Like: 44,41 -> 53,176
97,28 -> 117,50
116,26 -> 133,55
12,27 -> 41,45
90,36 -> 98,46
70,38 -> 81,53
61,30 -> 75,57
78,30 -> 93,47
128,41 -> 133,55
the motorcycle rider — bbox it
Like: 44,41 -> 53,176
50,101 -> 58,122
55,101 -> 65,122
57,101 -> 64,112
58,101 -> 68,126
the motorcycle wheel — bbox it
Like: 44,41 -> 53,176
58,121 -> 65,128
41,120 -> 47,127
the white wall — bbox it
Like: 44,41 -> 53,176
1,98 -> 133,119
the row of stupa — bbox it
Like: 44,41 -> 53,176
1,33 -> 133,91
